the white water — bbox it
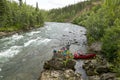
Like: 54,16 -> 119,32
0,22 -> 87,80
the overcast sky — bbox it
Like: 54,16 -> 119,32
13,0 -> 85,10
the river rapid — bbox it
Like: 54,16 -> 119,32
0,22 -> 87,80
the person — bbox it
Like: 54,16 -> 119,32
53,49 -> 57,54
53,49 -> 57,57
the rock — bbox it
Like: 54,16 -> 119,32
83,60 -> 97,76
96,55 -> 107,65
69,31 -> 72,33
89,42 -> 102,52
0,32 -> 7,36
86,69 -> 96,76
51,71 -> 61,78
89,75 -> 100,80
41,46 -> 83,80
100,73 -> 116,80
40,69 -> 82,80
44,58 -> 75,70
0,32 -> 16,38
83,60 -> 97,70
96,66 -> 110,74
44,58 -> 64,70
64,69 -> 75,78
40,70 -> 63,80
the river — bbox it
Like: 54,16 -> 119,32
0,22 -> 87,80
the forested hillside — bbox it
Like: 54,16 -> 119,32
73,0 -> 120,76
46,0 -> 100,22
0,0 -> 44,32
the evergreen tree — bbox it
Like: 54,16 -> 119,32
36,2 -> 39,11
0,0 -> 7,27
0,0 -> 44,31
19,0 -> 22,6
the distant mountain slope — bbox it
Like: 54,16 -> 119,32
46,0 -> 101,22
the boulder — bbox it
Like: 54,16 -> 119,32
44,52 -> 76,70
83,60 -> 97,70
40,69 -> 82,80
40,70 -> 63,80
96,66 -> 110,74
83,60 -> 97,76
0,32 -> 16,38
100,73 -> 116,80
88,75 -> 100,80
86,69 -> 97,76
44,58 -> 75,70
88,42 -> 102,53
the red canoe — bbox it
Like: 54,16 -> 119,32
74,53 -> 96,59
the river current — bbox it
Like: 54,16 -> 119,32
0,22 -> 87,80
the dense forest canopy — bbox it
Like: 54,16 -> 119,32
0,0 -> 44,32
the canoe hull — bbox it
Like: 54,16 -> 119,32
74,53 -> 96,59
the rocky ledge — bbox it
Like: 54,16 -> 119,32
39,52 -> 82,80
39,42 -> 117,80
84,42 -> 117,80
83,55 -> 116,80
0,32 -> 16,38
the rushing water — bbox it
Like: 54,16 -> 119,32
0,22 -> 87,80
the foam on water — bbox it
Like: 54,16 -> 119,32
0,22 -> 87,80
0,46 -> 22,63
24,37 -> 41,47
24,39 -> 38,47
41,39 -> 51,43
24,38 -> 51,47
0,46 -> 22,58
0,34 -> 23,41
27,31 -> 41,36
11,34 -> 23,40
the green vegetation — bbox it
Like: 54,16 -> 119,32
73,0 -> 120,75
0,0 -> 44,32
0,0 -> 120,77
46,0 -> 100,22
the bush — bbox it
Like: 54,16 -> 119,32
102,26 -> 120,62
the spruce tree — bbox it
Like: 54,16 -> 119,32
36,2 -> 39,11
0,0 -> 7,27
19,0 -> 22,6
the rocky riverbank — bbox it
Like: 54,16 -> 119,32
0,27 -> 36,38
39,42 -> 117,80
83,55 -> 116,80
84,42 -> 117,80
39,52 -> 82,80
0,32 -> 16,38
